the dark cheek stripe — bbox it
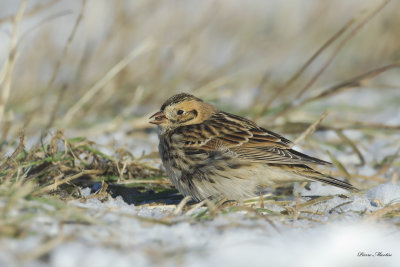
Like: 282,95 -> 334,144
179,114 -> 196,124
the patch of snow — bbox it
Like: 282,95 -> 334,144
367,184 -> 400,205
294,182 -> 349,196
50,243 -> 141,267
1,184 -> 400,267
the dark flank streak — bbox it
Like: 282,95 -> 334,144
223,133 -> 247,141
227,163 -> 245,169
204,124 -> 217,135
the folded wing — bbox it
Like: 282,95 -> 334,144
175,112 -> 331,165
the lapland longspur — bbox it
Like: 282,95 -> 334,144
150,93 -> 357,201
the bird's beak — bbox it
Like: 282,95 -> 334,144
149,111 -> 167,125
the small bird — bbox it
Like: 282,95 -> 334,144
149,93 -> 357,201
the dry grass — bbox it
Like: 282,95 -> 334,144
0,1 -> 398,134
0,2 -> 400,262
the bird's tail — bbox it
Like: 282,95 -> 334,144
308,173 -> 359,192
290,164 -> 359,192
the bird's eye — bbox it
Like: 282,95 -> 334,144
177,110 -> 184,115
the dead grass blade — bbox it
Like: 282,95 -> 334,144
328,168 -> 387,184
335,121 -> 400,131
0,131 -> 26,173
204,199 -> 219,218
293,193 -> 301,221
0,0 -> 27,123
259,193 -> 265,209
365,203 -> 400,222
391,172 -> 399,185
1,130 -> 167,201
0,120 -> 12,146
185,200 -> 206,216
266,0 -> 392,122
271,61 -> 400,122
303,61 -> 400,105
297,195 -> 335,210
24,0 -> 87,130
255,18 -> 355,119
20,10 -> 73,45
19,234 -> 66,262
0,0 -> 58,25
37,169 -> 103,195
62,38 -> 156,125
269,120 -> 400,135
334,129 -> 365,166
117,179 -> 172,185
294,0 -> 391,100
376,146 -> 400,177
328,200 -> 353,214
86,180 -> 110,201
291,112 -> 328,147
326,150 -> 351,180
173,196 -> 192,215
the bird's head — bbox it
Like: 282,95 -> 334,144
149,93 -> 217,132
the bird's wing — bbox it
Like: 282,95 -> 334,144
175,112 -> 331,165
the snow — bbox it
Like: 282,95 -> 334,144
294,181 -> 350,196
367,184 -> 400,206
1,181 -> 398,267
67,190 -> 399,267
2,122 -> 400,267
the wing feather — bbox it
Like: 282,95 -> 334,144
174,112 -> 331,165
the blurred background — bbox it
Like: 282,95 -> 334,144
1,2 -> 400,265
0,0 -> 399,143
